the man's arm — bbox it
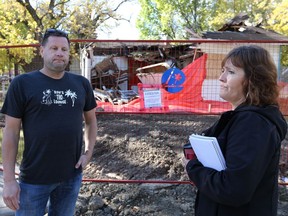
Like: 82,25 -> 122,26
75,108 -> 97,169
2,115 -> 22,210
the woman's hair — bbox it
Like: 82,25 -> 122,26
221,45 -> 279,106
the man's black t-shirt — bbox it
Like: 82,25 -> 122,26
1,71 -> 96,184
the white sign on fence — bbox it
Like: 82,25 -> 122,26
143,89 -> 162,108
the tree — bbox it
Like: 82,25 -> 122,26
136,0 -> 212,39
209,0 -> 281,29
0,1 -> 38,74
136,0 -> 283,39
268,0 -> 288,35
64,0 -> 132,39
0,0 -> 133,74
268,0 -> 288,67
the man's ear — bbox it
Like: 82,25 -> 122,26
39,46 -> 44,58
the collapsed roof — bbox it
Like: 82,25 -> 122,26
202,13 -> 288,41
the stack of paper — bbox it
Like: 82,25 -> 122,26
189,134 -> 226,171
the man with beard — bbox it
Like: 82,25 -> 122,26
1,29 -> 97,216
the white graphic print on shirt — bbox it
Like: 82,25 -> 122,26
41,89 -> 77,107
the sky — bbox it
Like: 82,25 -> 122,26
97,1 -> 141,40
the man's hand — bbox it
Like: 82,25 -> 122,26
75,151 -> 93,169
3,179 -> 20,211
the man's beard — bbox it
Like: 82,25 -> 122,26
48,61 -> 68,72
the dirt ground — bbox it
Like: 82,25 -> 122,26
75,114 -> 288,216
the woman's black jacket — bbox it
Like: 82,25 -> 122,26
186,105 -> 287,216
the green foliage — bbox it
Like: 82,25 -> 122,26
1,0 -> 288,69
137,0 -> 285,39
280,46 -> 288,68
136,0 -> 162,39
137,0 -> 212,39
0,0 -> 131,74
0,2 -> 38,45
136,0 -> 288,68
267,0 -> 288,67
64,0 -> 126,39
209,0 -> 278,28
268,0 -> 288,35
0,1 -> 38,74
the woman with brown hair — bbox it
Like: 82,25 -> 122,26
183,45 -> 287,216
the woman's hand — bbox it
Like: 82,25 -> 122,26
181,156 -> 190,169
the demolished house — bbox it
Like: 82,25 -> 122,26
80,14 -> 288,114
81,41 -> 203,107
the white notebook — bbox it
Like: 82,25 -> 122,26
189,134 -> 226,171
